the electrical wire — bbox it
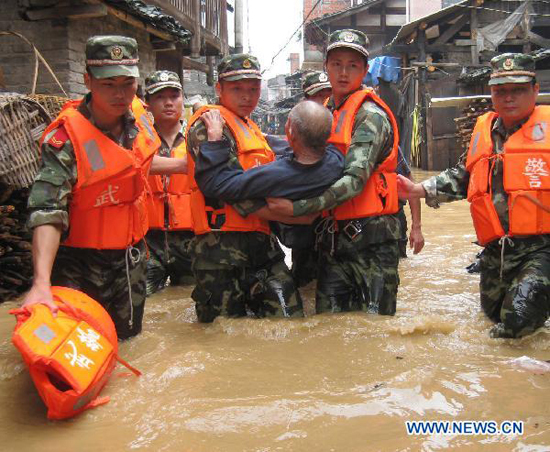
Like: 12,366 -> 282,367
262,0 -> 324,75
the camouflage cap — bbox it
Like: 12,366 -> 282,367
303,71 -> 332,96
488,53 -> 536,86
326,29 -> 369,60
86,35 -> 139,79
145,70 -> 182,95
217,54 -> 262,82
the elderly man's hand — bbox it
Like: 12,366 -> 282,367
266,197 -> 294,216
201,110 -> 225,142
409,224 -> 425,254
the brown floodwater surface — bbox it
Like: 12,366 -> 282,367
0,171 -> 549,451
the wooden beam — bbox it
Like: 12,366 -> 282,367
411,62 -> 461,67
470,7 -> 479,65
152,41 -> 177,52
182,57 -> 209,73
106,6 -> 174,42
145,0 -> 195,30
523,0 -> 532,53
191,0 -> 201,58
25,4 -> 107,20
502,39 -> 528,45
434,14 -> 469,45
455,39 -> 474,46
418,28 -> 429,171
528,31 -> 550,48
388,43 -> 471,54
368,7 -> 406,15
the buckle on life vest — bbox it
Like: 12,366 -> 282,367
377,177 -> 389,197
206,208 -> 225,230
342,220 -> 362,240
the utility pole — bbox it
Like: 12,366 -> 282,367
234,0 -> 244,54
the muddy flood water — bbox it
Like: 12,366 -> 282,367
0,171 -> 549,451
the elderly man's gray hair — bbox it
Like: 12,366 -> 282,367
288,100 -> 333,154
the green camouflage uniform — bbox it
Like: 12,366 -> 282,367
421,53 -> 550,338
144,71 -> 194,295
27,36 -> 147,340
145,131 -> 195,295
290,30 -> 401,315
186,54 -> 302,323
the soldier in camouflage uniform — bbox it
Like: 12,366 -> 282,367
144,70 -> 194,295
399,53 -> 550,338
23,36 -> 187,339
268,29 -> 402,316
186,54 -> 303,322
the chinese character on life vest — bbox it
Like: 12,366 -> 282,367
94,184 -> 120,207
523,158 -> 549,188
64,340 -> 95,369
76,327 -> 103,352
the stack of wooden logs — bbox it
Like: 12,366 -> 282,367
454,98 -> 493,151
0,183 -> 33,302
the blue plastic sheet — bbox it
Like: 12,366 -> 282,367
363,56 -> 401,86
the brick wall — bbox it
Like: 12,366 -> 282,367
0,0 -> 157,98
66,14 -> 157,97
289,53 -> 300,74
304,0 -> 352,22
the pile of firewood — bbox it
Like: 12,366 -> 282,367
454,98 -> 493,151
0,183 -> 32,302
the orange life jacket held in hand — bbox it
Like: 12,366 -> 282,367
147,141 -> 193,231
186,105 -> 275,235
41,97 -> 161,249
327,88 -> 399,220
10,287 -> 141,420
465,106 -> 550,245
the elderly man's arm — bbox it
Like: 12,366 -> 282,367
269,103 -> 393,216
398,164 -> 470,208
405,174 -> 425,254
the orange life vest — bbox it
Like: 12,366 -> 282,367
147,140 -> 193,231
465,106 -> 550,245
10,286 -> 140,420
41,97 -> 161,249
186,105 -> 275,235
327,88 -> 399,220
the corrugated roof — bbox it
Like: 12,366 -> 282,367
390,0 -> 468,45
